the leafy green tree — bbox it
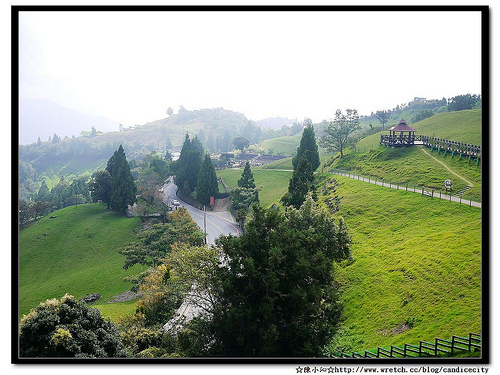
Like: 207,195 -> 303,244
120,208 -> 205,269
375,110 -> 390,130
106,145 -> 137,214
281,156 -> 315,209
37,137 -> 42,146
31,200 -> 52,221
238,161 -> 256,189
166,107 -> 174,116
292,119 -> 320,171
320,109 -> 360,158
52,133 -> 60,144
206,197 -> 352,356
447,94 -> 481,112
19,200 -> 35,226
411,109 -> 434,123
89,170 -> 112,209
195,154 -> 219,206
19,294 -> 127,357
50,177 -> 72,209
232,136 -> 250,152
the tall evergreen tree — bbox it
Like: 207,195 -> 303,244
207,197 -> 352,356
238,161 -> 256,189
282,156 -> 315,209
106,145 -> 137,214
175,134 -> 204,195
36,180 -> 50,201
195,154 -> 219,206
292,119 -> 320,171
89,170 -> 112,209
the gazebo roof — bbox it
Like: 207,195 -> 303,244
388,119 -> 417,132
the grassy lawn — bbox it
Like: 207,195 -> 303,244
328,146 -> 481,202
217,167 -> 292,208
261,135 -> 301,156
18,204 -> 146,320
356,109 -> 481,153
318,175 -> 481,352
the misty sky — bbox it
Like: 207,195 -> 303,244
19,9 -> 482,126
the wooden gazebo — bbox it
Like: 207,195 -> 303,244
380,119 -> 417,147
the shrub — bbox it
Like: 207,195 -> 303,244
19,294 -> 127,358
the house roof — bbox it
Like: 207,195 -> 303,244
388,119 -> 417,132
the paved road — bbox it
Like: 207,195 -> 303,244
163,179 -> 241,245
161,178 -> 240,333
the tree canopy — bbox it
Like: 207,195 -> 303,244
447,94 -> 481,112
205,197 -> 352,356
19,294 -> 127,358
238,161 -> 256,189
106,145 -> 137,214
375,110 -> 390,130
232,136 -> 250,152
281,156 -> 315,209
320,109 -> 360,158
195,154 -> 219,206
292,119 -> 320,171
175,133 -> 204,195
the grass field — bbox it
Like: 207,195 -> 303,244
328,146 -> 481,202
261,135 -> 301,156
217,167 -> 292,208
18,204 -> 146,320
356,109 -> 482,152
318,175 -> 481,352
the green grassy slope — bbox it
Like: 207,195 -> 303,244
19,204 -> 145,320
261,135 -> 301,156
217,168 -> 292,208
319,175 -> 481,351
329,146 -> 481,201
356,109 -> 481,151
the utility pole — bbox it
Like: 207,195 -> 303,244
203,205 -> 207,245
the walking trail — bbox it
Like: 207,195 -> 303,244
329,148 -> 481,208
419,148 -> 474,187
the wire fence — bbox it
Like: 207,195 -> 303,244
329,332 -> 481,358
328,169 -> 480,208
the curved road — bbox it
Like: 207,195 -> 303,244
161,178 -> 240,333
162,179 -> 241,245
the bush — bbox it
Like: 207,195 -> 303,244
19,294 -> 127,358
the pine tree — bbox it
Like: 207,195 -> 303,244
195,154 -> 219,206
37,180 -> 50,200
292,119 -> 320,171
106,145 -> 137,214
237,161 -> 256,189
282,156 -> 315,208
208,196 -> 352,356
175,133 -> 204,195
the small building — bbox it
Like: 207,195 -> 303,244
380,119 -> 417,147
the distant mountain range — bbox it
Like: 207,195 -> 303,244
19,99 -> 120,145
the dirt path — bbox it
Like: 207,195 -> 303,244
419,148 -> 474,187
